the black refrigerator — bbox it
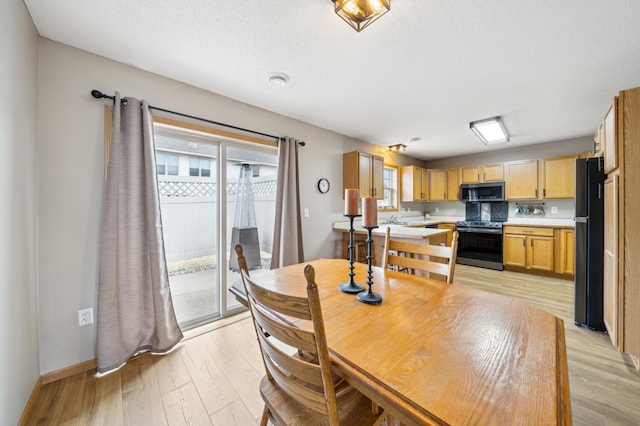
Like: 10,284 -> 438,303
574,157 -> 605,331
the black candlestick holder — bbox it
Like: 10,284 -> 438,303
339,214 -> 365,294
357,225 -> 382,305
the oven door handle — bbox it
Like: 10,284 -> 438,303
456,227 -> 504,235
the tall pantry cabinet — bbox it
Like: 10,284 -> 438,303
600,86 -> 640,369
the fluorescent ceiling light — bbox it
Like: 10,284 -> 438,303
469,116 -> 509,145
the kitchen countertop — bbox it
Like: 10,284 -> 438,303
333,222 -> 449,239
334,215 -> 575,230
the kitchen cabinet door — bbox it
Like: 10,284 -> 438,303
603,99 -> 618,173
503,234 -> 527,268
437,223 -> 456,246
528,235 -> 555,272
372,154 -> 384,199
603,174 -> 618,346
555,229 -> 575,276
482,164 -> 504,182
401,166 -> 428,202
461,166 -> 482,183
505,159 -> 539,200
343,151 -> 384,199
428,169 -> 447,201
447,168 -> 460,201
541,155 -> 577,199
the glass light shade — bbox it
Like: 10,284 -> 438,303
388,144 -> 406,152
470,117 -> 510,145
334,0 -> 391,32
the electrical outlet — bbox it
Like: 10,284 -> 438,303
304,208 -> 309,218
78,308 -> 94,326
435,207 -> 440,213
551,206 -> 558,214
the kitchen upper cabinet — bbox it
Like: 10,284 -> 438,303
428,169 -> 447,201
540,155 -> 577,199
401,165 -> 428,202
602,99 -> 618,173
343,151 -> 384,199
460,164 -> 504,183
447,168 -> 461,201
503,226 -> 554,272
504,159 -> 539,200
461,166 -> 482,183
483,164 -> 504,182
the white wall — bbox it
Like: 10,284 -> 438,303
36,39 -> 424,374
0,0 -> 40,423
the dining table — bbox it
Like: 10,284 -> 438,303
230,258 -> 571,425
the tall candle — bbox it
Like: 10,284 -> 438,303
344,188 -> 359,215
362,197 -> 378,227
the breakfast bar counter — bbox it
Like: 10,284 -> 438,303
333,222 -> 450,266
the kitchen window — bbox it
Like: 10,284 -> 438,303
378,164 -> 398,211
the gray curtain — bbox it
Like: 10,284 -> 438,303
97,93 -> 183,374
270,137 -> 304,268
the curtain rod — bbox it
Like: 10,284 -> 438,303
90,90 -> 305,146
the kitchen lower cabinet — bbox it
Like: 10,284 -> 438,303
503,226 -> 555,273
437,223 -> 456,246
555,228 -> 575,276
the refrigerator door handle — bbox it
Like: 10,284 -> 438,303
575,217 -> 588,223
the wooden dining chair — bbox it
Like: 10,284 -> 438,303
381,228 -> 460,283
234,244 -> 386,426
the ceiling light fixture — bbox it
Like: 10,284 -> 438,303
267,72 -> 289,87
388,144 -> 406,152
469,116 -> 510,145
333,0 -> 391,32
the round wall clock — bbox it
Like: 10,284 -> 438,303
317,178 -> 330,194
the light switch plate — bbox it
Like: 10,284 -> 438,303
304,208 -> 309,218
551,206 -> 558,214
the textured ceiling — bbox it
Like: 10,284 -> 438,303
24,0 -> 640,159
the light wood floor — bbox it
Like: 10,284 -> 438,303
23,265 -> 640,425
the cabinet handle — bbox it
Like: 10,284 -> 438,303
543,188 -> 546,197
535,188 -> 538,197
443,192 -> 446,199
477,173 -> 480,181
522,238 -> 525,247
530,239 -> 533,247
483,172 -> 486,181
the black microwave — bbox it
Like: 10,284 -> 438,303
459,181 -> 505,202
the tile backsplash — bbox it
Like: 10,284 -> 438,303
420,198 -> 575,219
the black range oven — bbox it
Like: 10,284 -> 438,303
455,221 -> 504,271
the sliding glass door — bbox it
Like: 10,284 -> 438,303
154,124 -> 277,329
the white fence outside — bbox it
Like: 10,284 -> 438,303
158,176 -> 277,262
